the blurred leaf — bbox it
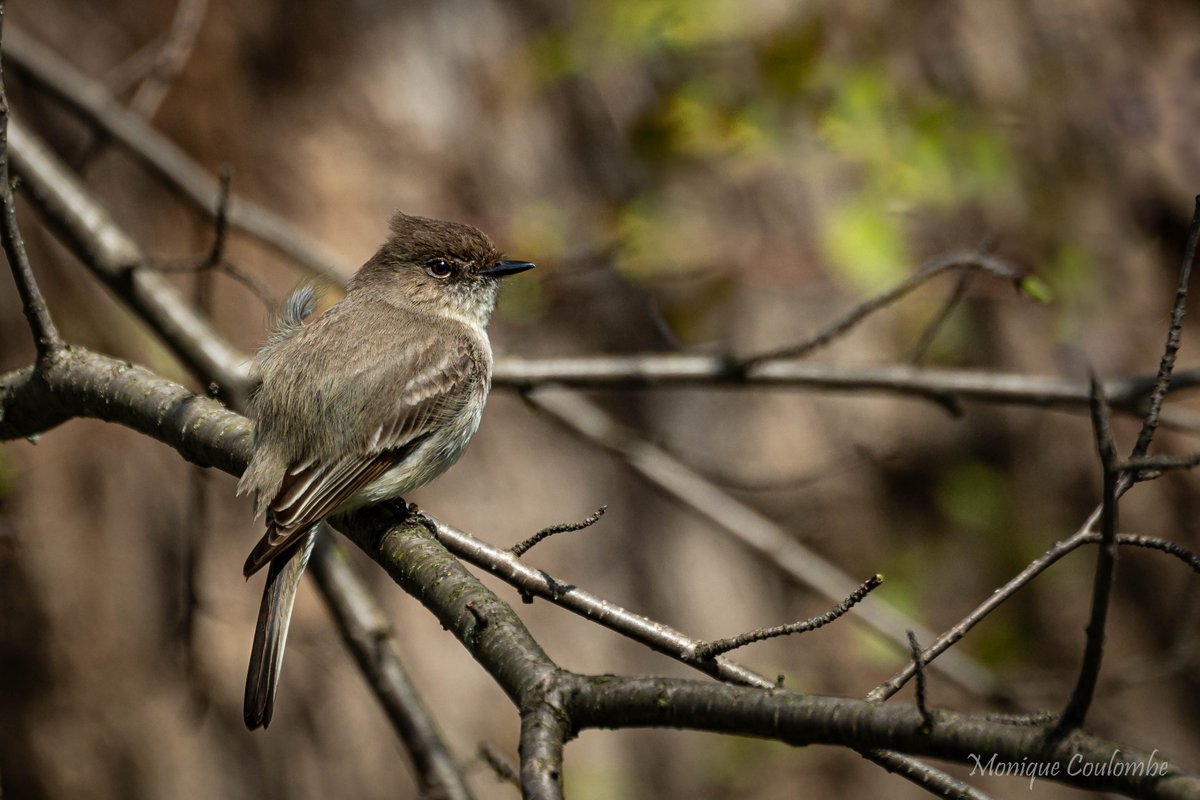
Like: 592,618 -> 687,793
1019,275 -> 1054,303
821,200 -> 910,291
614,195 -> 713,278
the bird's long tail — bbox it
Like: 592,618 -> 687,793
244,527 -> 316,729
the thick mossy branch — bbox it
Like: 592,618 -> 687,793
0,348 -> 248,472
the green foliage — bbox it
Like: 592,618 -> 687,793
1019,275 -> 1054,303
531,2 -> 1025,301
816,68 -> 1019,290
614,195 -> 715,278
821,198 -> 910,291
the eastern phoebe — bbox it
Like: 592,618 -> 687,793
237,212 -> 533,729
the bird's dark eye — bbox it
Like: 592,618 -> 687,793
426,259 -> 453,278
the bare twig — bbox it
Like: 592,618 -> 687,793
909,269 -> 974,364
1052,201 -> 1200,740
694,574 -> 883,660
148,166 -> 278,310
8,116 -> 250,400
127,0 -> 210,120
492,354 -> 1200,431
737,251 -> 1022,368
203,165 -> 230,268
4,25 -> 347,283
908,631 -> 933,733
525,388 -> 998,698
510,505 -> 606,558
868,504 -> 1104,703
1105,533 -> 1200,574
478,742 -> 521,787
0,14 -> 62,362
1051,376 -> 1120,738
1121,452 -> 1200,477
1128,196 -> 1200,459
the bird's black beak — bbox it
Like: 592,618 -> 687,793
482,260 -> 535,278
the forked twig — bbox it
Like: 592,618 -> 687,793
737,251 -> 1022,368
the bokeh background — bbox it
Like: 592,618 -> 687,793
2,1 -> 1200,798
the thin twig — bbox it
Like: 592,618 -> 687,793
0,13 -> 62,362
127,0 -> 210,120
510,505 -> 606,557
868,505 -> 1102,703
75,0 -> 209,170
204,166 -> 230,268
492,355 -> 1200,433
4,25 -> 347,283
695,574 -> 882,660
1121,452 -> 1200,476
1129,196 -> 1200,459
1052,375 -> 1120,738
8,116 -> 250,400
737,251 -> 1022,368
909,269 -> 974,364
146,166 -> 278,311
908,631 -> 934,733
1105,533 -> 1200,574
526,389 -> 998,697
429,507 -> 988,798
1052,200 -> 1200,738
478,742 -> 521,788
310,533 -> 476,800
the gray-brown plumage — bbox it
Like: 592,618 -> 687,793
238,212 -> 532,729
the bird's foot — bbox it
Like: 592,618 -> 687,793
377,497 -> 410,520
376,498 -> 438,537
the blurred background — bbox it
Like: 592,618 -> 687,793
2,1 -> 1200,797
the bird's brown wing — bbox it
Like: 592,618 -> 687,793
242,342 -> 481,577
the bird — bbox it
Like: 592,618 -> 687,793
237,211 -> 533,729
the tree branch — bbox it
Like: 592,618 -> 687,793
5,350 -> 1191,797
8,116 -> 249,403
308,533 -> 476,800
0,11 -> 62,361
565,675 -> 1194,798
525,388 -> 999,698
737,250 -> 1022,368
3,25 -> 346,283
